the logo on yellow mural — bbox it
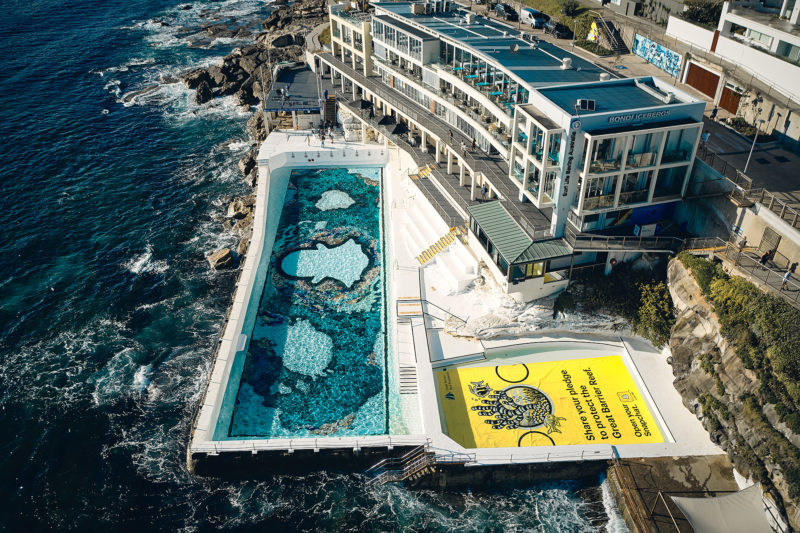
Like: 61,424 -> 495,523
437,356 -> 663,448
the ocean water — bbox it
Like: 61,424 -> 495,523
227,167 -> 388,439
0,0 -> 626,530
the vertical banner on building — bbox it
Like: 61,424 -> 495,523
632,34 -> 682,78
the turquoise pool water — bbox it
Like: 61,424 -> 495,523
228,167 -> 387,438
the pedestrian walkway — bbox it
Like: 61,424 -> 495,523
700,242 -> 800,309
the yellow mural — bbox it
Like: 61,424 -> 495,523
437,356 -> 663,448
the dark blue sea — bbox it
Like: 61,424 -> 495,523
0,0 -> 626,530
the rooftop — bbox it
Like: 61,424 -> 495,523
727,6 -> 800,38
466,201 -> 569,263
538,77 -> 683,116
373,3 -> 608,88
263,65 -> 320,113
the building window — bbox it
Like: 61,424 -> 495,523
745,28 -> 773,48
619,170 -> 652,205
583,175 -> 618,211
589,137 -> 623,173
627,131 -> 662,168
653,166 -> 687,199
777,41 -> 800,62
662,127 -> 698,164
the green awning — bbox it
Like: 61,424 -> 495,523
516,239 -> 573,263
468,201 -> 573,264
468,201 -> 532,263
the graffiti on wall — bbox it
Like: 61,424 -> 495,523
633,34 -> 682,78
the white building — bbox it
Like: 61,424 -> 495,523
321,1 -> 704,300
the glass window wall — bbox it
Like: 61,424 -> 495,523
547,133 -> 562,166
653,165 -> 687,199
618,170 -> 652,206
626,131 -> 662,168
662,127 -> 698,163
582,175 -> 618,211
588,137 -> 623,173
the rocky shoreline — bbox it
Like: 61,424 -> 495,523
194,0 -> 327,269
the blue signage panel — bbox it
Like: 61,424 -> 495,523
632,34 -> 682,78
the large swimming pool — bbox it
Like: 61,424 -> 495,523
226,167 -> 388,438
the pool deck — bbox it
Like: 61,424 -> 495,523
189,130 -> 724,471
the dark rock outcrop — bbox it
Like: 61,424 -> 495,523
246,112 -> 267,142
208,248 -> 234,269
194,81 -> 214,105
183,68 -> 210,89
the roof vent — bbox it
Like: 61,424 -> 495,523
561,57 -> 572,70
465,12 -> 475,24
599,72 -> 611,81
665,92 -> 675,103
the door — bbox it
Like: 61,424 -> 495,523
719,86 -> 742,114
759,226 -> 782,255
685,62 -> 720,99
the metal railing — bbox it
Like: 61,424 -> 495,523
565,228 -> 684,252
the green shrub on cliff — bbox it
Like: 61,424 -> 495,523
676,251 -> 726,294
635,281 -> 674,348
577,262 -> 674,347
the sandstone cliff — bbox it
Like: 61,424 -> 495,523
667,258 -> 800,529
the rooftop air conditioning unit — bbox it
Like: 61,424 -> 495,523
577,98 -> 596,111
411,3 -> 426,14
561,57 -> 572,70
599,72 -> 611,81
465,12 -> 476,24
665,92 -> 675,103
425,2 -> 433,14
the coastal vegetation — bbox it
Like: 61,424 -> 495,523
559,261 -> 675,348
673,253 -> 800,511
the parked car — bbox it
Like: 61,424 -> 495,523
544,20 -> 570,38
520,7 -> 548,28
495,3 -> 518,21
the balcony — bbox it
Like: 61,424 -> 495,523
618,189 -> 649,205
588,159 -> 622,173
582,194 -> 616,211
626,151 -> 657,168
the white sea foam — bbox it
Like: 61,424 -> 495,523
601,475 -> 629,533
123,245 -> 169,275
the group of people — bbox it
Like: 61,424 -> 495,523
756,246 -> 798,290
446,130 -> 477,157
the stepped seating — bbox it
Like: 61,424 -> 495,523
416,226 -> 467,265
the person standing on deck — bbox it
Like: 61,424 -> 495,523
782,269 -> 792,290
460,141 -> 466,157
471,137 -> 476,151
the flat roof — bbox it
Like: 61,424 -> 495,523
263,65 -> 320,112
538,77 -> 681,116
373,3 -> 607,88
518,103 -> 561,131
374,15 -> 438,41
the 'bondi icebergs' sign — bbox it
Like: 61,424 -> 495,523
281,238 -> 368,287
315,190 -> 355,211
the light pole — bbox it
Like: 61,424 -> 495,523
743,118 -> 765,174
572,20 -> 577,49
